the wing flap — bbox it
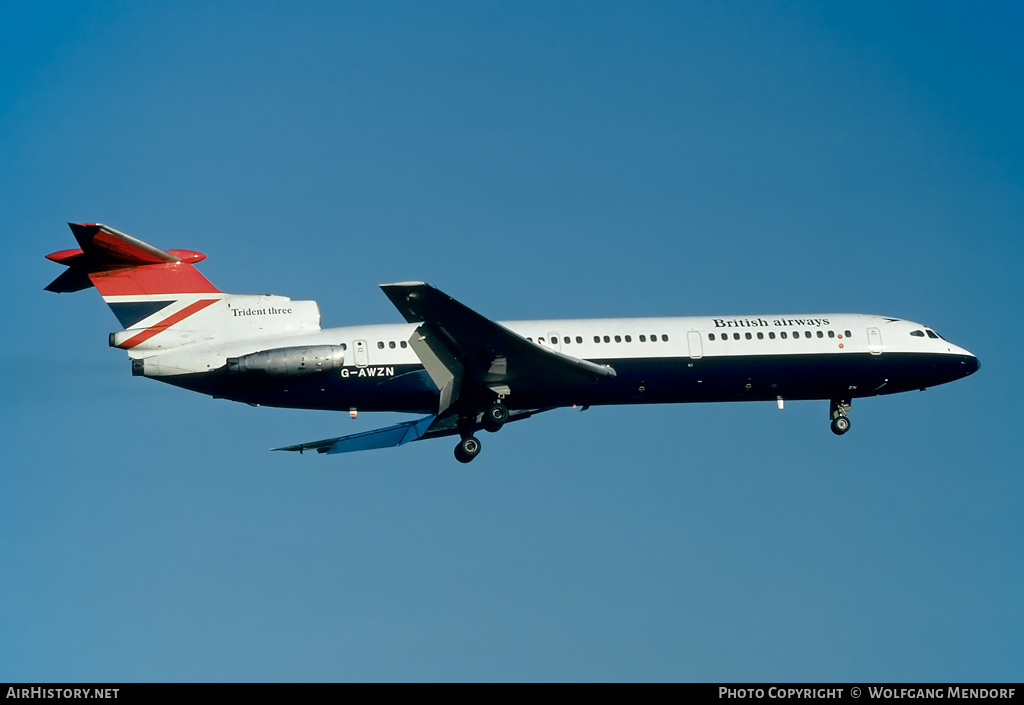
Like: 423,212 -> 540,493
273,407 -> 550,457
408,326 -> 462,415
273,415 -> 437,455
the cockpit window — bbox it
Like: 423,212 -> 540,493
910,330 -> 925,337
926,329 -> 940,339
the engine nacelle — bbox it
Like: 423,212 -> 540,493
226,345 -> 345,376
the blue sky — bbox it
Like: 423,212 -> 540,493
2,1 -> 1021,682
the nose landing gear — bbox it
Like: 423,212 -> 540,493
830,399 -> 851,435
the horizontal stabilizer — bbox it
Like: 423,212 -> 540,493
44,266 -> 95,293
46,222 -> 218,298
68,223 -> 179,265
273,415 -> 437,455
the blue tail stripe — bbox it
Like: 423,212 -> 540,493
108,300 -> 176,328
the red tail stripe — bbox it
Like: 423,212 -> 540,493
118,299 -> 219,349
90,262 -> 221,296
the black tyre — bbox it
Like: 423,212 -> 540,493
830,417 -> 851,435
454,436 -> 482,463
483,403 -> 509,433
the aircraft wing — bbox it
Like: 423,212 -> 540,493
273,408 -> 549,455
380,282 -> 615,413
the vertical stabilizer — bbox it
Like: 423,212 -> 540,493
47,223 -> 322,363
47,223 -> 224,347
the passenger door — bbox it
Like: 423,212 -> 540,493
354,339 -> 369,367
687,330 -> 703,359
866,327 -> 883,355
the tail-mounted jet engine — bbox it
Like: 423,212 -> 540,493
225,345 -> 346,376
129,344 -> 346,378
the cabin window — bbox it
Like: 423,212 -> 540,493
805,331 -> 812,339
817,331 -> 824,338
625,335 -> 632,343
640,335 -> 647,342
650,334 -> 657,341
389,341 -> 396,349
845,330 -> 852,338
613,335 -> 620,343
594,336 -> 600,343
769,332 -> 776,340
793,331 -> 799,339
564,337 -> 571,344
341,343 -> 348,350
708,333 -> 715,341
603,335 -> 610,343
400,341 -> 407,348
662,334 -> 669,342
733,333 -> 740,340
576,336 -> 583,344
377,341 -> 384,349
757,332 -> 764,340
781,332 -> 788,339
539,337 -> 545,344
745,332 -> 752,340
827,331 -> 835,338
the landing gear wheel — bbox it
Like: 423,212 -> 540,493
483,402 -> 509,433
829,398 -> 852,436
454,435 -> 482,463
831,416 -> 851,435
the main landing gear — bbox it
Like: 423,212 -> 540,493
453,401 -> 509,463
830,399 -> 851,436
483,401 -> 509,433
454,436 -> 481,463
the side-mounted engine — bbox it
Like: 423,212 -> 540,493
225,346 -> 346,376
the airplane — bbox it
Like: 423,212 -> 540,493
46,223 -> 980,463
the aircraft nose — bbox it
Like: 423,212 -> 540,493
963,353 -> 980,376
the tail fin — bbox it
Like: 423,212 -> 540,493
48,223 -> 321,364
46,222 -> 222,331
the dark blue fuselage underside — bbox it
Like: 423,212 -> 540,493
161,352 -> 979,414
